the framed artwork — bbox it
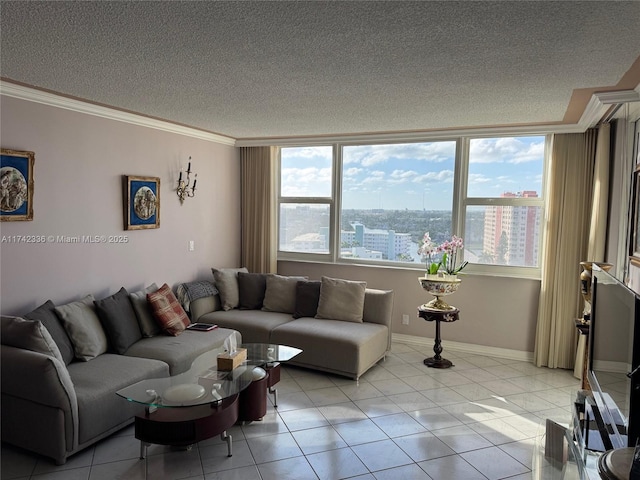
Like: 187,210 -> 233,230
631,167 -> 640,267
123,175 -> 160,230
1,149 -> 34,221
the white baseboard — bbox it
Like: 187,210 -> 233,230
592,359 -> 631,375
392,333 -> 534,363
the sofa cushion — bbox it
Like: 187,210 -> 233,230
262,274 -> 308,314
24,300 -> 75,365
199,309 -> 293,344
94,287 -> 142,354
125,328 -> 240,375
129,283 -> 161,337
67,353 -> 169,444
316,276 -> 367,323
55,295 -> 109,361
212,267 -> 248,311
147,283 -> 190,336
1,315 -> 65,365
237,272 -> 268,310
293,280 -> 321,319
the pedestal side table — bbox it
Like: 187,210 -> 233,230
418,304 -> 459,369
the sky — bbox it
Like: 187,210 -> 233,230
280,136 -> 545,210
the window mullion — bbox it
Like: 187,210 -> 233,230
332,144 -> 342,263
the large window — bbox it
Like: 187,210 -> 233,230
341,141 -> 456,263
279,146 -> 333,254
278,135 -> 547,276
464,137 -> 545,269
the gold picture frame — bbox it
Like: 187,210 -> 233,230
1,148 -> 34,221
123,175 -> 160,230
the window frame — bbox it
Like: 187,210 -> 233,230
277,134 -> 549,279
278,144 -> 337,261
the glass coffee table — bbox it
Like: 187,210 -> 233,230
117,343 -> 301,458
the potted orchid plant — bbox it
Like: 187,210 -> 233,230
418,232 -> 468,278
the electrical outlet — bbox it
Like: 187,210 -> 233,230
189,240 -> 195,251
402,314 -> 410,325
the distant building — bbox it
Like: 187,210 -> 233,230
290,232 -> 326,252
483,191 -> 540,266
341,246 -> 383,260
341,222 -> 412,261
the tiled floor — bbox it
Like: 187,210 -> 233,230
1,342 -> 582,480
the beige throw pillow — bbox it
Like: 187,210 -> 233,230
262,275 -> 308,314
315,276 -> 367,323
212,267 -> 248,311
55,294 -> 109,361
1,315 -> 65,365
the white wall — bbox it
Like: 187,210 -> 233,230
0,96 -> 240,315
279,261 -> 540,353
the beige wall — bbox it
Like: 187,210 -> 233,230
0,96 -> 240,315
279,261 -> 540,353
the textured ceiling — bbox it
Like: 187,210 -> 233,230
1,1 -> 639,140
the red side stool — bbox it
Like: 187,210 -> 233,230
238,367 -> 268,422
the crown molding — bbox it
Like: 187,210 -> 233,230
0,80 -> 237,146
236,123 -> 583,147
579,88 -> 640,129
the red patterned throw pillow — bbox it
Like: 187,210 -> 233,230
147,283 -> 190,336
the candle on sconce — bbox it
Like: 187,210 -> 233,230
187,162 -> 191,173
179,170 -> 182,183
193,178 -> 197,190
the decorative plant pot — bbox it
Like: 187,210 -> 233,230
418,275 -> 461,311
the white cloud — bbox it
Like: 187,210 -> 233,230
468,173 -> 492,184
344,167 -> 363,177
412,169 -> 454,183
281,167 -> 332,196
343,142 -> 456,166
469,137 -> 544,164
390,169 -> 418,179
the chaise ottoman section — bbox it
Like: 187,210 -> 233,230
269,318 -> 389,380
199,310 -> 294,344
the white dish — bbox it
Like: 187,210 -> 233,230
162,384 -> 206,402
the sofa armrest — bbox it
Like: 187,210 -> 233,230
190,294 -> 221,322
363,289 -> 394,351
1,345 -> 78,454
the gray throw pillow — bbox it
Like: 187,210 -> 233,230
293,280 -> 322,319
94,287 -> 142,354
55,294 -> 109,361
130,283 -> 161,337
212,267 -> 248,311
238,272 -> 268,310
1,315 -> 65,365
262,275 -> 308,314
315,276 -> 367,323
24,300 -> 75,365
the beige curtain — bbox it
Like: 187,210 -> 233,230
587,123 -> 611,261
534,129 -> 598,368
240,146 -> 279,274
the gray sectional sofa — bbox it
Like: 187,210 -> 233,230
1,287 -> 240,465
0,273 -> 393,465
191,272 -> 394,380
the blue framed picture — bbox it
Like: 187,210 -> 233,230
123,175 -> 160,230
1,149 -> 34,221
